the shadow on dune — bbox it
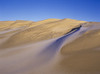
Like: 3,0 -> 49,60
0,20 -> 100,74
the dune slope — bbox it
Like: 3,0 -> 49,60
0,19 -> 86,48
0,19 -> 100,74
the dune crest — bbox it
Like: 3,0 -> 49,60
0,18 -> 100,74
0,19 -> 86,48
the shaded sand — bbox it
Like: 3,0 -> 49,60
0,19 -> 86,48
0,19 -> 100,74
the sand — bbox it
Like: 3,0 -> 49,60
0,19 -> 100,74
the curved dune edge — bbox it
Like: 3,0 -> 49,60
0,19 -> 100,74
0,18 -> 86,49
59,22 -> 100,73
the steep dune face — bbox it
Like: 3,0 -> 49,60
0,19 -> 100,74
58,22 -> 100,73
0,19 -> 86,48
61,22 -> 100,54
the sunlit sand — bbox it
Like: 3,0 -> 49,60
0,19 -> 100,74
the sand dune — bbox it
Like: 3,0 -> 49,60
0,19 -> 100,74
0,19 -> 86,48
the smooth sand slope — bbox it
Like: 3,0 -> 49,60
0,19 -> 100,74
0,19 -> 86,48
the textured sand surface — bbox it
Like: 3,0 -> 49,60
0,19 -> 100,74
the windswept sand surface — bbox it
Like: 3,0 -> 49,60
0,19 -> 100,74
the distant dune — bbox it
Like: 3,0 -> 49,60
0,18 -> 100,74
